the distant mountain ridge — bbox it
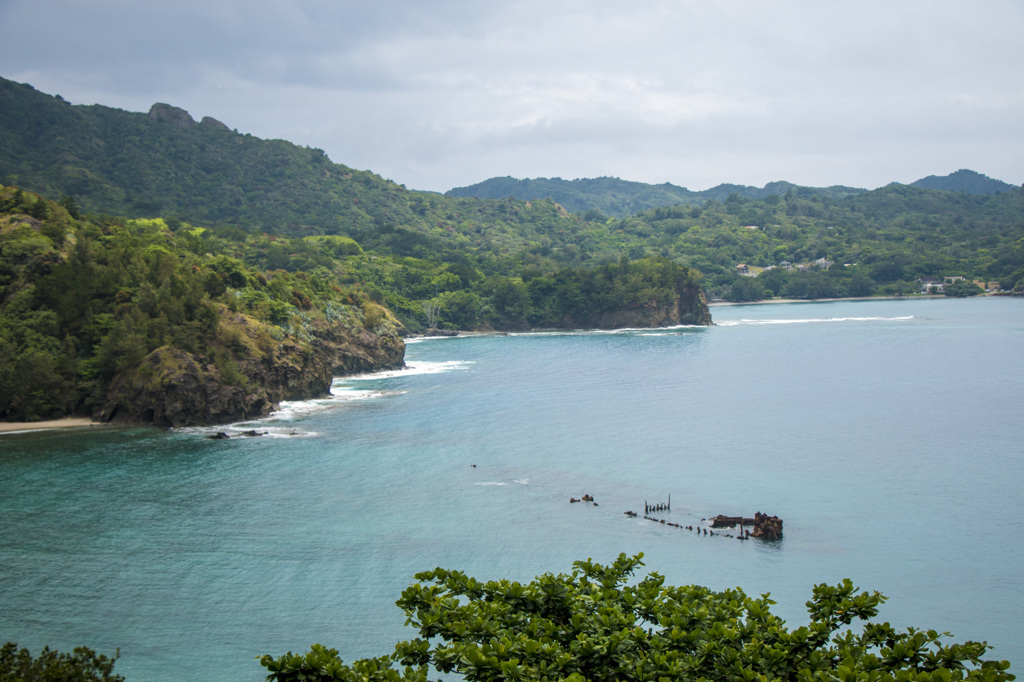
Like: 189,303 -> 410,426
1,75 -> 1012,228
909,169 -> 1016,195
447,170 -> 1013,218
0,76 -> 417,233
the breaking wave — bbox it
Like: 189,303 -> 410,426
716,315 -> 914,327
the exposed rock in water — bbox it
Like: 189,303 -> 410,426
98,311 -> 404,428
750,512 -> 783,540
711,512 -> 783,540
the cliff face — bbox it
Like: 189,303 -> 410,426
569,283 -> 712,329
676,284 -> 713,326
99,312 -> 405,428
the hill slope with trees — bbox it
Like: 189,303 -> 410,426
3,74 -> 1024,427
446,176 -> 869,218
0,187 -> 710,424
0,188 -> 405,424
911,169 -> 1017,195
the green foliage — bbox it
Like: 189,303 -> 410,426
260,554 -> 1014,682
727,276 -> 765,302
0,188 -> 384,421
944,279 -> 984,297
446,176 -> 869,218
4,77 -> 1023,417
258,645 -> 419,682
0,642 -> 124,681
3,76 -> 1023,310
911,170 -> 1017,195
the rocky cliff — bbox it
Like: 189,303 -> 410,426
676,284 -> 714,326
99,310 -> 405,428
573,283 -> 712,329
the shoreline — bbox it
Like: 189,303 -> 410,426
708,294 -> 948,307
3,296 -> 1007,432
0,417 -> 100,434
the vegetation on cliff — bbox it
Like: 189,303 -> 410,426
0,188 -> 404,424
0,188 -> 706,424
260,553 -> 1014,682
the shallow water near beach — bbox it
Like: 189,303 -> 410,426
2,297 -> 1023,681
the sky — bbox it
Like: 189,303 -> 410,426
1,0 -> 1022,194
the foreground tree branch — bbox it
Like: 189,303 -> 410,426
259,553 -> 1014,682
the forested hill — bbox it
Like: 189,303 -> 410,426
0,187 -> 710,423
0,188 -> 407,424
447,171 -> 1017,219
0,76 -> 415,233
3,74 -> 1024,321
446,176 -> 870,218
0,76 -> 643,261
910,169 -> 1017,195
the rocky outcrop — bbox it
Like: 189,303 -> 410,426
308,317 -> 405,375
676,284 -> 713,326
199,116 -> 229,131
98,312 -> 405,427
148,103 -> 197,129
99,346 -> 276,427
588,284 -> 711,328
589,284 -> 708,327
710,513 -> 783,540
750,512 -> 783,540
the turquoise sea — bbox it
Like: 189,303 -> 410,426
2,297 -> 1022,681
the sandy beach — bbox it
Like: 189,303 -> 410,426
0,417 -> 99,433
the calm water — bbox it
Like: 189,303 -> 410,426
2,297 -> 1022,681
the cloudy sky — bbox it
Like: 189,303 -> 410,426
1,0 -> 1022,193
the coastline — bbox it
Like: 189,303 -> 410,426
0,417 -> 100,434
708,294 -> 948,307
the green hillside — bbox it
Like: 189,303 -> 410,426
446,176 -> 869,218
0,187 -> 710,423
3,73 -> 1024,338
0,78 -> 448,235
0,188 -> 407,423
910,169 -> 1017,195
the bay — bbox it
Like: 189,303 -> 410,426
1,296 -> 1022,680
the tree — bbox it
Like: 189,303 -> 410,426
259,553 -> 1014,682
422,300 -> 440,330
0,642 -> 124,681
726,276 -> 765,302
944,279 -> 984,297
435,290 -> 484,329
59,195 -> 82,219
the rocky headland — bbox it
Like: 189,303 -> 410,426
571,281 -> 712,329
99,310 -> 405,428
